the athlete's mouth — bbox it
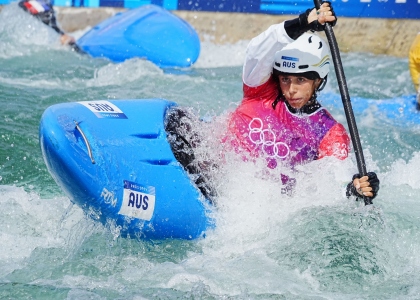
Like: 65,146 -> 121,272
288,98 -> 301,102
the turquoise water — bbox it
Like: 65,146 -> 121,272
2,3 -> 420,299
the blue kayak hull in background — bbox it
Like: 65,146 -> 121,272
39,99 -> 213,239
76,5 -> 200,68
322,93 -> 419,128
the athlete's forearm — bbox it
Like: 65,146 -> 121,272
242,22 -> 293,88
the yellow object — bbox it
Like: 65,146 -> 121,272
409,33 -> 420,92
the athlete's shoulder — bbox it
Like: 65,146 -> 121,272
243,75 -> 279,100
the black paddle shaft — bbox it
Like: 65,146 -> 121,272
313,0 -> 372,205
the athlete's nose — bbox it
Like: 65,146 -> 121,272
289,81 -> 298,94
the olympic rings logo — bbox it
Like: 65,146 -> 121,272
248,118 -> 290,159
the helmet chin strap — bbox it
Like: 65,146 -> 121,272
305,76 -> 328,110
316,75 -> 328,92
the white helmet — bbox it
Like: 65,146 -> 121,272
273,33 -> 330,80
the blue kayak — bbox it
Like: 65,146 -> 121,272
76,5 -> 200,68
39,99 -> 213,239
322,93 -> 419,128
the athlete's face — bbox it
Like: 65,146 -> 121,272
278,75 -> 321,109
